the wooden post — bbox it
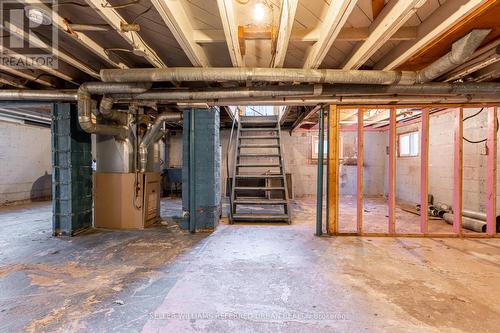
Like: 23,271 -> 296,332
486,107 -> 497,236
357,109 -> 364,234
388,108 -> 396,234
420,108 -> 430,234
453,108 -> 463,235
328,105 -> 340,235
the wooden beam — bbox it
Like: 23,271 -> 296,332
375,0 -> 490,70
20,0 -> 127,69
0,73 -> 27,88
303,0 -> 357,69
273,0 -> 299,67
5,22 -> 100,79
328,105 -> 340,235
420,108 -> 430,234
486,107 -> 497,235
0,65 -> 54,87
343,0 -> 426,70
388,108 -> 396,234
151,0 -> 210,67
443,40 -> 500,82
357,109 -> 364,235
453,108 -> 463,235
474,61 -> 500,82
291,105 -> 321,131
85,0 -> 166,68
0,46 -> 74,83
217,0 -> 244,67
193,26 -> 417,43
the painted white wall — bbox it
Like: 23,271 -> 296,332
393,109 -> 498,213
0,120 -> 52,205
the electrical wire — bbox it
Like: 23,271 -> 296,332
102,0 -> 140,9
462,107 -> 498,144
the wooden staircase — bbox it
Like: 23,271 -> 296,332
230,116 -> 291,224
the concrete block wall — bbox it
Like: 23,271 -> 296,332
394,109 -> 497,214
0,120 -> 52,205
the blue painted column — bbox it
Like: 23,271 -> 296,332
51,103 -> 93,236
182,107 -> 221,231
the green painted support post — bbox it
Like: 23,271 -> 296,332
316,106 -> 325,236
52,103 -> 93,236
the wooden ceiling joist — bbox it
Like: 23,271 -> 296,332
5,22 -> 100,79
217,0 -> 244,67
85,0 -> 166,68
273,0 -> 299,68
0,46 -> 75,84
0,73 -> 27,89
303,0 -> 357,69
343,0 -> 426,70
0,65 -> 55,87
374,0 -> 492,70
151,0 -> 210,67
20,0 -> 127,69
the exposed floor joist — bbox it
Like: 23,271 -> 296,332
217,0 -> 244,67
21,0 -> 127,69
375,0 -> 491,70
85,0 -> 166,68
0,66 -> 55,87
5,22 -> 100,79
343,0 -> 426,70
151,0 -> 210,67
273,0 -> 299,68
443,40 -> 500,82
0,46 -> 75,84
0,73 -> 27,89
303,0 -> 357,69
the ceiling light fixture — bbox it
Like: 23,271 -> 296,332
253,0 -> 267,22
24,6 -> 52,26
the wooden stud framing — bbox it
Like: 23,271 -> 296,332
486,107 -> 497,236
420,108 -> 430,234
327,105 -> 340,235
388,108 -> 396,234
357,109 -> 364,234
453,108 -> 464,235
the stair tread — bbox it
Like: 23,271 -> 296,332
240,128 -> 278,131
234,186 -> 285,190
232,214 -> 290,221
236,174 -> 284,178
239,144 -> 280,148
235,198 -> 287,204
237,164 -> 281,167
239,136 -> 278,139
239,153 -> 281,157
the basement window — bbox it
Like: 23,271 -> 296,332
398,131 -> 419,157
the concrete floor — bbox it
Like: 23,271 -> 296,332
1,199 -> 500,332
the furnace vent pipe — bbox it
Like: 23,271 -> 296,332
139,112 -> 182,173
417,29 -> 491,83
100,67 -> 418,85
77,82 -> 151,139
109,82 -> 500,101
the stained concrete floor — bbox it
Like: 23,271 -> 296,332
1,199 -> 500,332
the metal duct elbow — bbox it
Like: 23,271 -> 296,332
77,82 -> 151,139
417,29 -> 491,83
139,112 -> 182,173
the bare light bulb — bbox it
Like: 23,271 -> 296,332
253,1 -> 266,22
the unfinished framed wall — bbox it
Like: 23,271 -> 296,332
326,105 -> 500,238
